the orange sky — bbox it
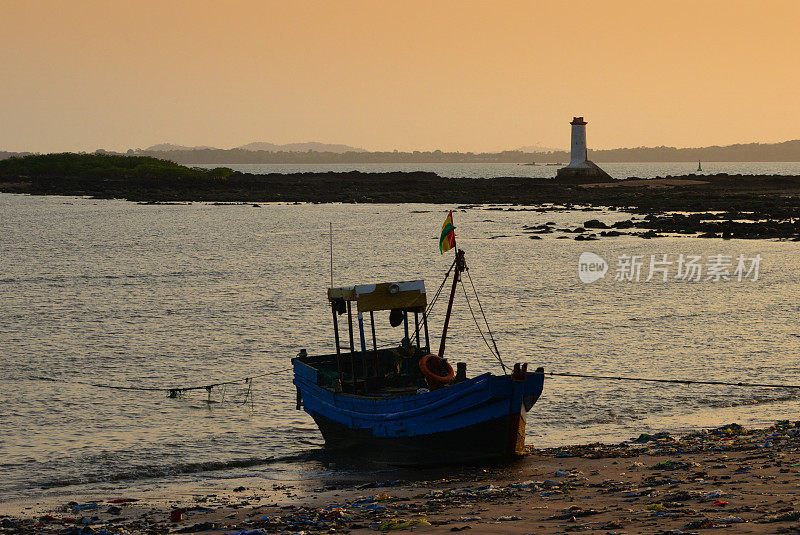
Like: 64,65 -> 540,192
1,0 -> 799,153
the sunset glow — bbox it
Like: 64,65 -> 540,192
2,0 -> 799,152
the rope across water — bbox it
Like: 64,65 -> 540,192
27,368 -> 800,402
30,367 -> 292,399
546,371 -> 800,390
24,259 -> 800,397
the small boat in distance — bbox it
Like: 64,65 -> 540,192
292,228 -> 544,464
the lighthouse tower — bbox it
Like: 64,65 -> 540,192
568,117 -> 589,168
556,116 -> 612,181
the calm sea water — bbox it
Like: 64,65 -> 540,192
193,161 -> 800,179
2,193 -> 800,503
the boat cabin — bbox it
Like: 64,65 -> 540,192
298,280 -> 434,396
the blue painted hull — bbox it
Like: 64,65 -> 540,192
293,359 -> 544,463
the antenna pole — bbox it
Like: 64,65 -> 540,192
329,222 -> 334,288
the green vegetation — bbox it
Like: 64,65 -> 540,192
0,152 -> 233,180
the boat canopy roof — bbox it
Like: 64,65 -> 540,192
328,280 -> 427,312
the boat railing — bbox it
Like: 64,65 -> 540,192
297,345 -> 430,395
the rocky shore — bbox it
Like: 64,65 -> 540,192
4,154 -> 800,239
3,167 -> 800,212
522,213 -> 800,241
6,422 -> 800,534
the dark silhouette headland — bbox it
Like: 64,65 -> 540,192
2,153 -> 800,239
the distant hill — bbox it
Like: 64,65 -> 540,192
133,149 -> 539,165
236,141 -> 366,153
4,139 -> 800,164
141,141 -> 366,153
0,151 -> 32,160
131,139 -> 800,164
587,140 -> 800,163
515,143 -> 563,153
144,144 -> 219,151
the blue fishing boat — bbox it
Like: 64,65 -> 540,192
293,223 -> 544,463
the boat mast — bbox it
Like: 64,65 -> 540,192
437,249 -> 465,359
329,222 -> 334,287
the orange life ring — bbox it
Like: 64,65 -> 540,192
419,354 -> 455,390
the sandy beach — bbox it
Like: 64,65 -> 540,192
5,421 -> 800,534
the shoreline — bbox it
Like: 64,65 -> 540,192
4,189 -> 800,241
5,170 -> 800,239
6,421 -> 800,534
2,156 -> 800,208
4,155 -> 800,239
4,170 -> 800,208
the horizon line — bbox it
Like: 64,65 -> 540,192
5,137 -> 800,155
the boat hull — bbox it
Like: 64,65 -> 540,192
293,360 -> 544,464
310,410 -> 525,465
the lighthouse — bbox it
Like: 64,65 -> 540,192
568,117 -> 588,167
556,116 -> 612,181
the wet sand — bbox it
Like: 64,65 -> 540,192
6,422 -> 800,534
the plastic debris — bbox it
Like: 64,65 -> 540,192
71,504 -> 99,512
700,490 -> 726,502
650,460 -> 692,471
378,518 -> 432,530
12,421 -> 800,535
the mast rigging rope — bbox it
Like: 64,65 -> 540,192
463,268 -> 507,373
459,277 -> 507,373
